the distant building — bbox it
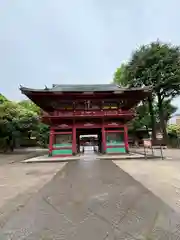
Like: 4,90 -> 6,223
176,115 -> 180,125
168,114 -> 180,125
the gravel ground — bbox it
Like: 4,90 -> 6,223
0,149 -> 48,165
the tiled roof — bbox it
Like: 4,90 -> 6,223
51,84 -> 120,92
20,84 -> 151,93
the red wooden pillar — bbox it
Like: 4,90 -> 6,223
102,121 -> 106,153
124,125 -> 129,153
49,128 -> 54,156
72,122 -> 76,155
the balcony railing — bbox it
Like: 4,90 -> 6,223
43,109 -> 135,118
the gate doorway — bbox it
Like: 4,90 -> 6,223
76,128 -> 102,155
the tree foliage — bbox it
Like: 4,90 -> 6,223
167,124 -> 180,136
131,101 -> 177,130
113,40 -> 180,142
126,41 -> 180,98
0,101 -> 20,150
0,94 -> 8,104
0,97 -> 49,151
36,123 -> 49,147
113,63 -> 129,87
17,100 -> 49,147
18,100 -> 40,115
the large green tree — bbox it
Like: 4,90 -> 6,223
113,63 -> 157,138
114,41 -> 180,142
128,41 -> 180,142
0,98 -> 49,151
0,101 -> 20,151
17,100 -> 49,147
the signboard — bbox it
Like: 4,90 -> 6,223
143,139 -> 152,148
156,133 -> 163,140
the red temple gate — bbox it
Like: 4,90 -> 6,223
20,84 -> 151,157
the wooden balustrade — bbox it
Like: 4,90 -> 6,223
43,109 -> 135,118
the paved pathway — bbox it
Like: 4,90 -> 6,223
114,159 -> 180,214
1,159 -> 180,239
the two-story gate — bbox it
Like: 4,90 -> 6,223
20,84 -> 151,157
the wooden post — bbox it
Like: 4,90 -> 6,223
49,128 -> 54,156
102,121 -> 106,154
124,125 -> 129,153
72,122 -> 76,155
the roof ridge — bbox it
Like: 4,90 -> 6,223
52,83 -> 116,87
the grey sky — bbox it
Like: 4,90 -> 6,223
0,0 -> 180,108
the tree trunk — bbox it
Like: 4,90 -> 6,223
147,96 -> 156,141
157,94 -> 168,145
